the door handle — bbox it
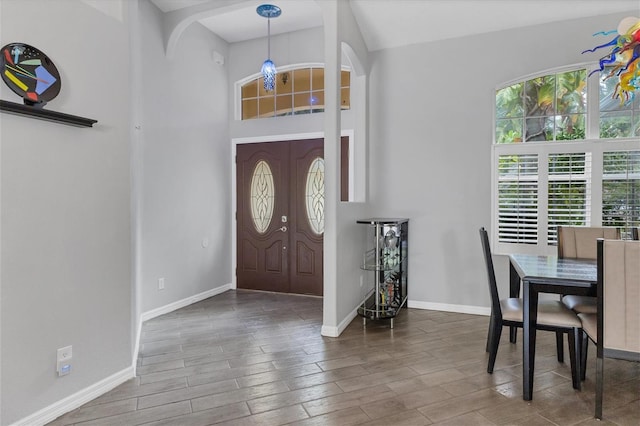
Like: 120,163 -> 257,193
279,226 -> 288,232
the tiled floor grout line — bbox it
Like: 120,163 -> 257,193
47,290 -> 639,425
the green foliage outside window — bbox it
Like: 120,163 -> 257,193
600,67 -> 640,138
496,83 -> 524,143
496,67 -> 640,141
496,70 -> 586,143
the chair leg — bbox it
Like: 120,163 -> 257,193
487,322 -> 503,374
595,357 -> 604,419
486,315 -> 494,352
567,328 -> 581,391
509,326 -> 517,343
555,331 -> 564,363
580,332 -> 589,381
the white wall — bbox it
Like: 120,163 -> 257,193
137,0 -> 232,314
367,12 -> 635,310
0,1 -> 132,423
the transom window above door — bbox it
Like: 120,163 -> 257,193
241,66 -> 350,120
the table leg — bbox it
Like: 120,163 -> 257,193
522,279 -> 538,401
509,261 -> 520,343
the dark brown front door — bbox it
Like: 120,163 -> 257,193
237,139 -> 324,296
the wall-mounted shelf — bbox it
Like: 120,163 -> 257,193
0,100 -> 97,127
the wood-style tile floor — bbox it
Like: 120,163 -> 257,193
49,290 -> 639,425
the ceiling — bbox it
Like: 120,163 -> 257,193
150,0 -> 640,51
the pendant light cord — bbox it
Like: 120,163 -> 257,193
267,18 -> 271,60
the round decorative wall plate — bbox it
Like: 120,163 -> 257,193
1,42 -> 61,106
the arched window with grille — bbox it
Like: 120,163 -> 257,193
240,66 -> 350,120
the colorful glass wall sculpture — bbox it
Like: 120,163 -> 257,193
583,16 -> 640,104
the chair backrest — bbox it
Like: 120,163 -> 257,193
597,239 -> 640,358
558,226 -> 620,259
479,227 -> 501,319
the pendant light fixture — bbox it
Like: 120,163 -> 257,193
257,4 -> 281,92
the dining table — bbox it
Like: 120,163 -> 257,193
508,254 -> 598,401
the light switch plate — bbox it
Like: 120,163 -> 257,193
57,345 -> 72,361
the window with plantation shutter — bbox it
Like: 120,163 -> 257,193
498,154 -> 538,244
547,153 -> 591,244
493,64 -> 639,254
603,150 -> 640,238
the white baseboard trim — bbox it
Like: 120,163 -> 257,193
321,300 -> 489,337
11,367 -> 134,426
407,300 -> 491,316
321,305 -> 359,337
139,284 -> 232,323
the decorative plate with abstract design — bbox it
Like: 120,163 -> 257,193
1,43 -> 61,106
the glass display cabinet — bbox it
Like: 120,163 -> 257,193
356,218 -> 408,328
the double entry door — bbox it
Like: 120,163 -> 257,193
237,139 -> 324,296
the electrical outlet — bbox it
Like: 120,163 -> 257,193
158,277 -> 165,290
57,345 -> 72,376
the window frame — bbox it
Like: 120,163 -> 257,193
492,62 -> 640,255
234,63 -> 351,121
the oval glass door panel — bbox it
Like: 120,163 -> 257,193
305,157 -> 325,235
250,160 -> 275,234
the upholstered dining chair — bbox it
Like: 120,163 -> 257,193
558,226 -> 620,374
479,228 -> 583,385
558,226 -> 620,315
557,226 -> 620,260
578,239 -> 640,420
557,226 -> 621,373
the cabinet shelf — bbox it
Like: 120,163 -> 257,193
356,218 -> 409,328
361,248 -> 407,271
357,290 -> 408,319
